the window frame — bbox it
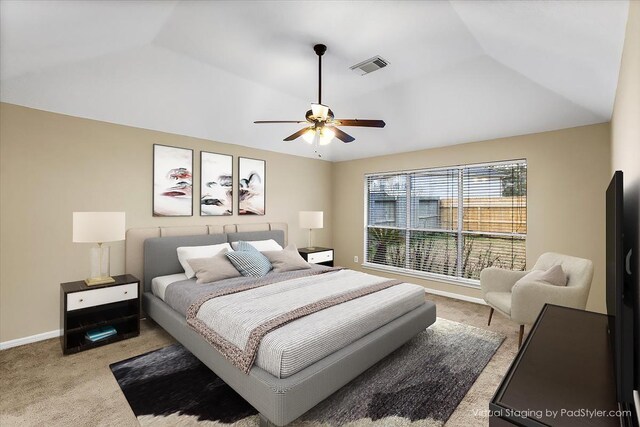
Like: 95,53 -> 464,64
363,159 -> 527,288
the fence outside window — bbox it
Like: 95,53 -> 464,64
364,160 -> 527,286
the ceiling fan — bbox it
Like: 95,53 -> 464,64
254,44 -> 385,150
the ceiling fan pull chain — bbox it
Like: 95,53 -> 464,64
313,135 -> 322,158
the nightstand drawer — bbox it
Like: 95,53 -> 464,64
307,250 -> 333,264
67,283 -> 138,311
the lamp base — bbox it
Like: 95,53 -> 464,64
84,276 -> 116,286
88,244 -> 112,286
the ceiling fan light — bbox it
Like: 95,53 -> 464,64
302,128 -> 316,144
311,103 -> 330,121
319,127 -> 335,145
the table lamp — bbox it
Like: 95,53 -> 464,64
73,212 -> 126,286
299,211 -> 323,249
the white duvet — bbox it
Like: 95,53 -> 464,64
193,269 -> 426,378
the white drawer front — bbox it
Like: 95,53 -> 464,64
307,250 -> 333,264
67,283 -> 138,311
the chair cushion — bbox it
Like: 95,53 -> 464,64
532,252 -> 593,290
485,291 -> 512,315
516,265 -> 567,287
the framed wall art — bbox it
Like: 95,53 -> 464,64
200,151 -> 233,216
238,157 -> 265,215
153,144 -> 193,217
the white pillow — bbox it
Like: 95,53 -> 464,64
231,239 -> 283,252
177,243 -> 233,278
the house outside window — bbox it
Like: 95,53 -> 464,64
364,160 -> 527,285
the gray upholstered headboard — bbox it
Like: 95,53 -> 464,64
141,229 -> 286,292
125,222 -> 288,288
226,230 -> 285,247
143,234 -> 227,292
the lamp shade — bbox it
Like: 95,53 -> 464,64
73,212 -> 126,243
311,103 -> 330,120
302,128 -> 316,144
318,127 -> 334,145
299,211 -> 323,229
301,127 -> 335,146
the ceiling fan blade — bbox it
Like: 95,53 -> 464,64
283,127 -> 310,141
254,120 -> 307,124
332,127 -> 355,143
334,119 -> 386,128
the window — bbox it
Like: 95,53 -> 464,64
365,160 -> 527,285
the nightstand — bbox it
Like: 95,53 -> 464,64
298,247 -> 334,267
60,274 -> 140,355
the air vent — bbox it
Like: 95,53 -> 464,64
350,56 -> 389,75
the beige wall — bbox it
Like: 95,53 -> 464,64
611,0 -> 640,386
611,0 -> 640,257
332,123 -> 611,313
0,102 -> 617,343
0,103 -> 333,342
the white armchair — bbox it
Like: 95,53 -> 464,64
480,252 -> 593,347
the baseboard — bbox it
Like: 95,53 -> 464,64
0,290 -> 484,350
423,287 -> 487,305
0,329 -> 62,350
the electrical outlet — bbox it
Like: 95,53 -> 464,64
354,256 -> 359,263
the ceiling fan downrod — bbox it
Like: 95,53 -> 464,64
314,44 -> 326,105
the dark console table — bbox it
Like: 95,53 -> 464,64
490,304 -> 621,427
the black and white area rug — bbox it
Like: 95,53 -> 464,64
110,318 -> 504,426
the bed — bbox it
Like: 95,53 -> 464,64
126,223 -> 436,426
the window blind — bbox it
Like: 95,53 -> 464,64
366,174 -> 406,267
408,169 -> 459,276
365,160 -> 527,284
461,163 -> 527,279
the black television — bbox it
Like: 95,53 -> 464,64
606,171 -> 635,417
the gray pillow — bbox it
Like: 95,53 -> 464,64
263,244 -> 311,273
517,264 -> 567,287
187,248 -> 242,284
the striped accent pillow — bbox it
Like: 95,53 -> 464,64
226,242 -> 273,277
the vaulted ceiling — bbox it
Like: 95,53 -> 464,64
0,1 -> 629,161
